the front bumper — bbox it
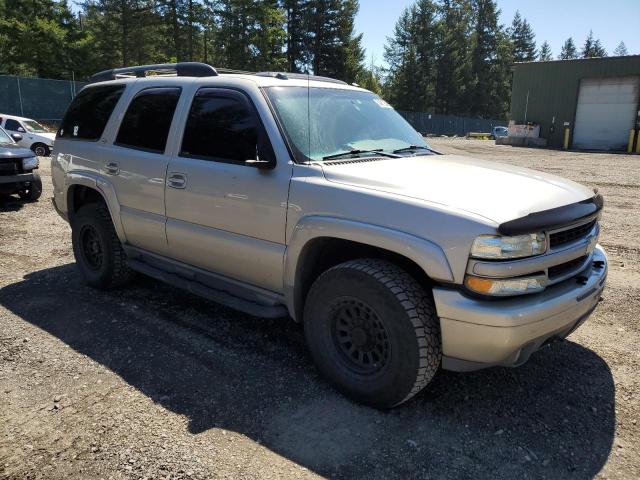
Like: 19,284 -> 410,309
0,173 -> 35,185
434,245 -> 607,371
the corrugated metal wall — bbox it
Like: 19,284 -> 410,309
510,56 -> 640,148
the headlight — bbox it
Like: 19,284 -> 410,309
22,156 -> 39,170
471,233 -> 546,259
465,274 -> 546,296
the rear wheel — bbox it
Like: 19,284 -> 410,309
71,203 -> 134,289
303,259 -> 441,408
18,172 -> 42,201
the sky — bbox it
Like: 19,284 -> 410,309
356,0 -> 640,66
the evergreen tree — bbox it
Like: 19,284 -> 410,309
559,37 -> 577,59
434,0 -> 473,115
283,0 -> 309,72
470,0 -> 505,118
613,41 -> 628,56
538,41 -> 552,61
582,30 -> 607,58
509,10 -> 536,62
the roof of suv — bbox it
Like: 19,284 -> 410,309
86,62 -> 366,92
0,113 -> 38,122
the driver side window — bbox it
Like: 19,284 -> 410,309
5,119 -> 24,133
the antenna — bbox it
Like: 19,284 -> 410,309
307,70 -> 311,162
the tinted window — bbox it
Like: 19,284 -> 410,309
5,119 -> 24,132
180,89 -> 258,163
58,85 -> 125,140
115,87 -> 181,153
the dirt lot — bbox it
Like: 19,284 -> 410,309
1,138 -> 639,479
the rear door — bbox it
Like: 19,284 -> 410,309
164,86 -> 291,292
101,84 -> 183,255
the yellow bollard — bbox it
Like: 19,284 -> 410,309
636,132 -> 640,154
628,129 -> 636,153
563,127 -> 570,150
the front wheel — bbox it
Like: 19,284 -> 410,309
18,172 -> 42,201
303,259 -> 441,409
31,143 -> 50,157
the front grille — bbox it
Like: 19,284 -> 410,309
548,255 -> 587,279
549,220 -> 596,249
0,159 -> 23,175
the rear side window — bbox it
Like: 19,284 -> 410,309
58,85 -> 125,140
115,87 -> 181,153
5,119 -> 24,132
180,89 -> 258,163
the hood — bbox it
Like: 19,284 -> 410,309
34,132 -> 56,142
321,154 -> 595,225
0,144 -> 36,160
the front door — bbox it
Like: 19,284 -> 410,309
164,87 -> 291,293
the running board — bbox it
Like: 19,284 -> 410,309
127,258 -> 289,319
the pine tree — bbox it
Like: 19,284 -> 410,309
283,0 -> 309,72
470,0 -> 505,117
538,41 -> 552,61
582,30 -> 607,58
434,0 -> 473,115
613,41 -> 628,56
509,10 -> 536,62
559,37 -> 577,59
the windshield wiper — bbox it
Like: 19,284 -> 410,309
322,149 -> 399,161
392,145 -> 437,155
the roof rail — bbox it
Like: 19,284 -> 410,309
255,72 -> 347,85
89,62 -> 218,83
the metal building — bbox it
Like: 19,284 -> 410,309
510,55 -> 640,150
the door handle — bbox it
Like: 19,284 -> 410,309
105,162 -> 119,175
167,173 -> 187,189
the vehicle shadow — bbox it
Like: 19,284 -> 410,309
0,193 -> 25,212
0,264 -> 616,479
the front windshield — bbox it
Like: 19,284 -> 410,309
23,120 -> 49,133
0,128 -> 13,144
265,86 -> 429,161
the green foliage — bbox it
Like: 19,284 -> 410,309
0,0 -> 363,83
538,41 -> 552,61
613,41 -> 628,57
559,37 -> 578,60
509,10 -> 536,62
582,30 -> 607,58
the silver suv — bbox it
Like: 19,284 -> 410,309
51,63 -> 607,408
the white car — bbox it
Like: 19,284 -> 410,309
0,114 -> 56,156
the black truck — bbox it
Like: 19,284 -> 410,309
0,127 -> 42,201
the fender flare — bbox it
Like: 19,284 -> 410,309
283,215 -> 454,320
65,171 -> 127,243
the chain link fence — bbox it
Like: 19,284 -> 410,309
399,111 -> 507,136
0,75 -> 86,123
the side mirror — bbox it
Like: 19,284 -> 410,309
11,133 -> 22,142
245,144 -> 276,170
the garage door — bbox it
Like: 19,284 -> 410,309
573,76 -> 640,150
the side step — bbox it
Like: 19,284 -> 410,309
127,259 -> 289,319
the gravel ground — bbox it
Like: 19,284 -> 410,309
1,138 -> 638,479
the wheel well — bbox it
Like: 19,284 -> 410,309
294,237 -> 434,321
67,185 -> 106,221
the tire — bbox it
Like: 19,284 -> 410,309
71,203 -> 134,290
31,143 -> 50,157
18,172 -> 42,201
303,259 -> 441,409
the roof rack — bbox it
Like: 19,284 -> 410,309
255,72 -> 347,85
89,62 -> 218,83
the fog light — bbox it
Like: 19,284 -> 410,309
465,274 -> 546,296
